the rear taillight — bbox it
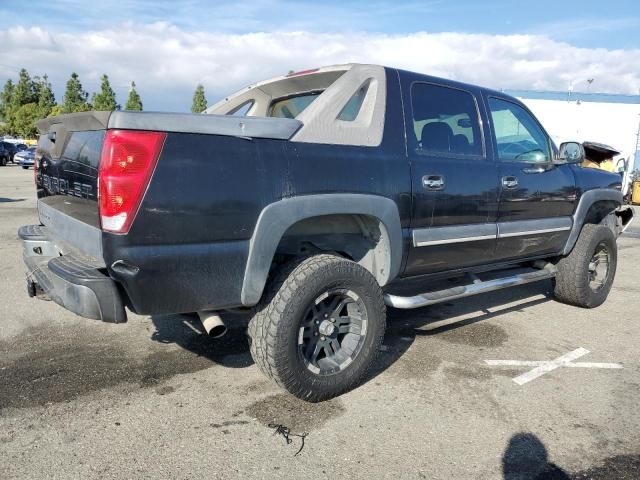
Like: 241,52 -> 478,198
98,130 -> 166,233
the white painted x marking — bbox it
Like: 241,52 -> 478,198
485,348 -> 623,385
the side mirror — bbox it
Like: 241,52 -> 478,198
616,158 -> 626,173
558,142 -> 584,164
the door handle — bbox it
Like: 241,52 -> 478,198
502,176 -> 519,189
422,175 -> 445,191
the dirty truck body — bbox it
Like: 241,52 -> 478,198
20,64 -> 633,401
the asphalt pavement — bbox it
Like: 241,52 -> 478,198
1,164 -> 639,479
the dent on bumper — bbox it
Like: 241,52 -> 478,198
20,225 -> 127,323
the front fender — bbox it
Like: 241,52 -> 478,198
562,188 -> 623,255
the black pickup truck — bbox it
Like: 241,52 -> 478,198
20,64 -> 634,401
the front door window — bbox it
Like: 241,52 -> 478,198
488,98 -> 550,163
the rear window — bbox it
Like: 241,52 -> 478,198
337,79 -> 371,121
268,92 -> 322,119
229,100 -> 254,117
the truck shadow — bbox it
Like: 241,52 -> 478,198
149,281 -> 553,380
150,311 -> 253,368
368,280 -> 553,379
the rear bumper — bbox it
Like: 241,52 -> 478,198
19,225 -> 127,323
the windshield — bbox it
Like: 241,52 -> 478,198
268,92 -> 322,118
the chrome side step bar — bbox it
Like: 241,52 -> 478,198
384,267 -> 557,310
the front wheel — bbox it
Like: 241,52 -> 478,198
248,254 -> 386,402
554,224 -> 617,308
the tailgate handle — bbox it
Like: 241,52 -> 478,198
48,131 -> 56,142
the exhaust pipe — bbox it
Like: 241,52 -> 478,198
197,311 -> 227,338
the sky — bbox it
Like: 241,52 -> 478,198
0,0 -> 639,112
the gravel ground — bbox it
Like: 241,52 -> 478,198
1,164 -> 639,479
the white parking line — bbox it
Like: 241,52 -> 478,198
485,348 -> 623,385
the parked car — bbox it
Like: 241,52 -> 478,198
0,142 -> 10,166
19,64 -> 634,401
0,141 -> 28,163
15,146 -> 36,169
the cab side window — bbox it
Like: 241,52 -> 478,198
411,83 -> 483,157
488,97 -> 550,163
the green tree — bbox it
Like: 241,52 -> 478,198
36,75 -> 56,117
12,103 -> 41,137
0,79 -> 15,122
48,104 -> 63,117
191,84 -> 207,113
4,69 -> 42,135
92,74 -> 119,111
0,70 -> 57,135
13,68 -> 38,106
62,72 -> 90,113
125,81 -> 143,111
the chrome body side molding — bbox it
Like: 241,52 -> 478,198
412,217 -> 573,247
412,223 -> 496,247
497,217 -> 572,238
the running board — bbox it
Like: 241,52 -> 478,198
384,267 -> 557,309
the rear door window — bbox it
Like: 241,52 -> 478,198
411,83 -> 484,157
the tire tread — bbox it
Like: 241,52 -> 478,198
554,223 -> 617,308
248,254 -> 385,401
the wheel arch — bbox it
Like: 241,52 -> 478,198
241,194 -> 403,306
562,189 -> 623,255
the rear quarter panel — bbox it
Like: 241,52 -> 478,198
104,69 -> 411,315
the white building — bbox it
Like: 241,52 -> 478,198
507,89 -> 640,192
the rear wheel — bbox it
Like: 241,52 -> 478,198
554,224 -> 617,308
0,156 -> 6,166
21,166 -> 29,170
248,254 -> 386,402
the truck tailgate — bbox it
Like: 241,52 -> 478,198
36,112 -> 109,258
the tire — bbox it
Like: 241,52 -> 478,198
248,254 -> 386,402
21,166 -> 29,170
0,156 -> 6,166
554,224 -> 617,308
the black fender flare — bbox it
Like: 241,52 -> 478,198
562,188 -> 623,255
241,194 -> 403,306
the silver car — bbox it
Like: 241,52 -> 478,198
15,146 -> 36,169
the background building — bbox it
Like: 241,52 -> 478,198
506,89 -> 640,194
509,89 -> 639,156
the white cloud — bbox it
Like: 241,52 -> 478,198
0,23 -> 639,111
